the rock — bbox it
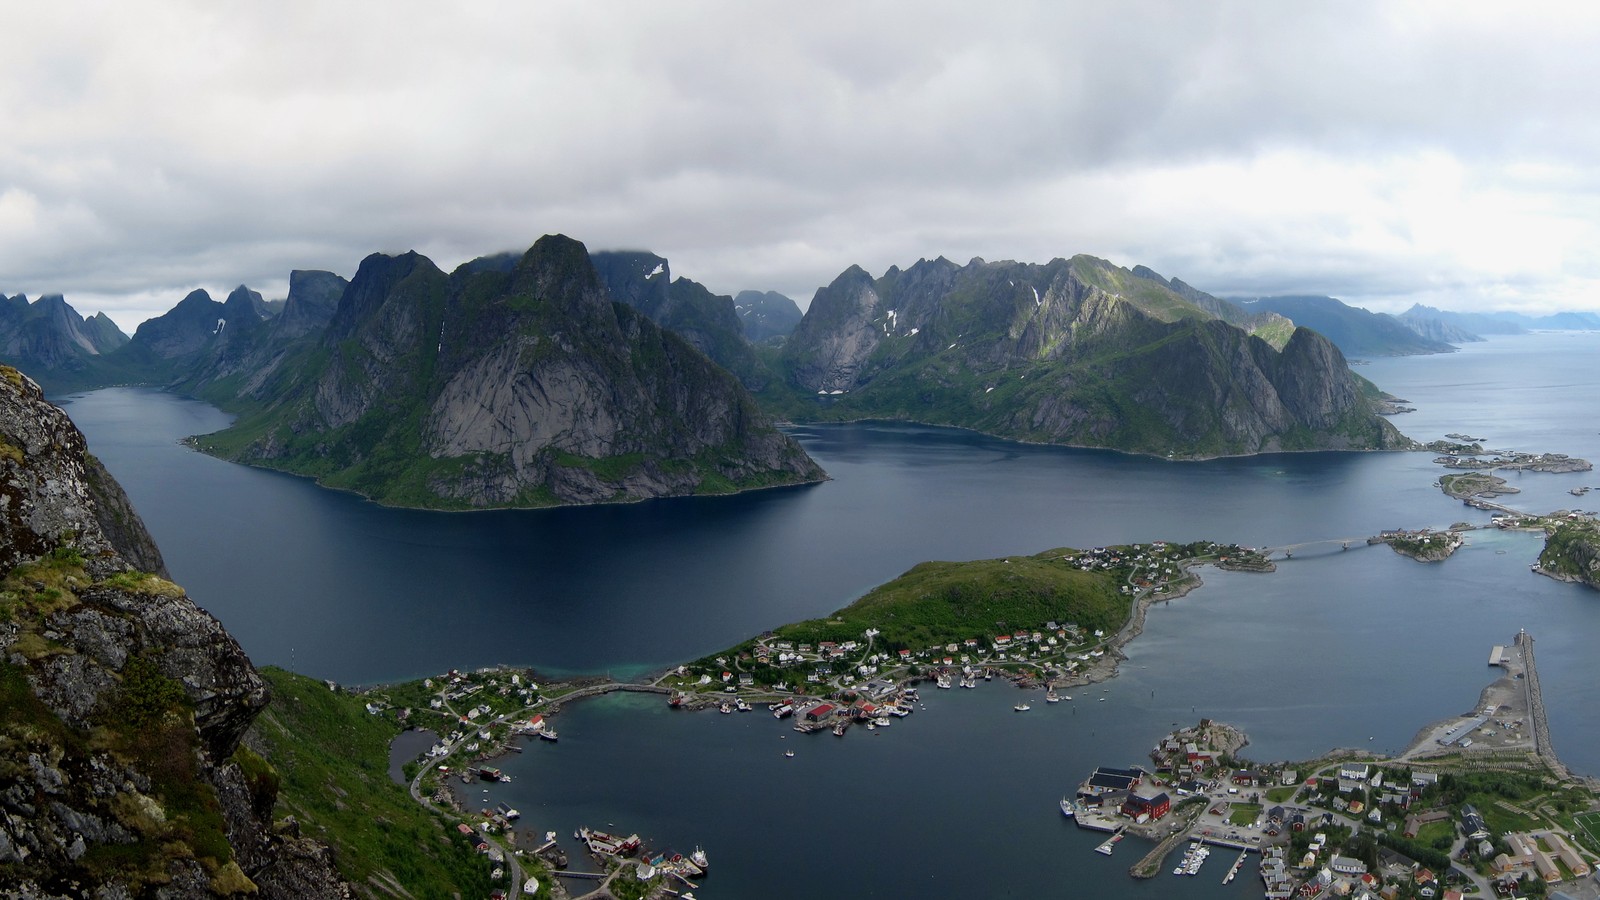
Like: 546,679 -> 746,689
0,365 -> 349,896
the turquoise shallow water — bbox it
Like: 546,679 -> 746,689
58,331 -> 1600,898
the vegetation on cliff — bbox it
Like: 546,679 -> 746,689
247,668 -> 496,897
1538,520 -> 1600,590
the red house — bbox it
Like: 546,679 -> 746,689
1122,787 -> 1171,821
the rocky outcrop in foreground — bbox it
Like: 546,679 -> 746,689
0,365 -> 346,898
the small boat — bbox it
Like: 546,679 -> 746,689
936,674 -> 952,689
833,720 -> 850,737
735,697 -> 751,712
719,702 -> 732,714
1046,689 -> 1060,703
1013,703 -> 1031,712
785,749 -> 795,758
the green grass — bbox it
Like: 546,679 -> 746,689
763,549 -> 1124,652
1228,803 -> 1262,827
250,667 -> 499,897
1265,786 -> 1297,804
1571,811 -> 1600,852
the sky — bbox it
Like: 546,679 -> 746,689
5,1 -> 1600,333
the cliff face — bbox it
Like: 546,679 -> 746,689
0,365 -> 346,897
0,295 -> 129,392
776,255 -> 1408,458
200,235 -> 823,508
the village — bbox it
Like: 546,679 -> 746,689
1058,634 -> 1600,900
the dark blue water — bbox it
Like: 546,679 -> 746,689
57,331 -> 1600,899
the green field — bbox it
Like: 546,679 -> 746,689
1573,811 -> 1600,848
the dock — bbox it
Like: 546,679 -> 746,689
1223,848 -> 1248,883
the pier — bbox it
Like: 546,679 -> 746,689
1517,631 -> 1565,779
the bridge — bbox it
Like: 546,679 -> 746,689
1262,536 -> 1379,559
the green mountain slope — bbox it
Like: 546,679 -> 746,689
767,255 -> 1409,458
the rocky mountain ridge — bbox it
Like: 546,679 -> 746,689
195,235 -> 824,508
0,365 -> 347,898
770,255 -> 1410,458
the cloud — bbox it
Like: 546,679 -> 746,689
5,0 -> 1600,331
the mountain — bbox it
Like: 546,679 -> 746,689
194,235 -> 824,508
771,255 -> 1409,458
1235,295 -> 1457,357
735,290 -> 804,342
0,365 -> 347,897
170,271 -> 349,401
0,294 -> 129,391
1489,310 -> 1600,330
1400,304 -> 1522,337
590,250 -> 773,390
1396,304 -> 1484,344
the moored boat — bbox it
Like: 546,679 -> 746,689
1013,703 -> 1031,712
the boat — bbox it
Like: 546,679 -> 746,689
719,702 -> 732,714
1046,689 -> 1060,703
1094,833 -> 1123,855
1059,796 -> 1076,818
735,697 -> 751,712
691,846 -> 708,871
1013,703 -> 1031,712
538,728 -> 557,742
833,720 -> 850,737
936,673 -> 952,689
785,749 -> 794,758
1059,694 -> 1071,701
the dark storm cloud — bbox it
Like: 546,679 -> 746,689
4,1 -> 1599,332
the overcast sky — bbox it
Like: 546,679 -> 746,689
5,2 -> 1600,333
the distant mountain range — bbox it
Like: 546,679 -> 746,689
1234,295 -> 1457,358
13,244 -> 1600,499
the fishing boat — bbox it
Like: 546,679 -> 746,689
1046,689 -> 1060,703
936,673 -> 952,689
538,728 -> 557,742
833,719 -> 850,737
691,846 -> 708,871
1094,833 -> 1123,855
1059,796 -> 1076,818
